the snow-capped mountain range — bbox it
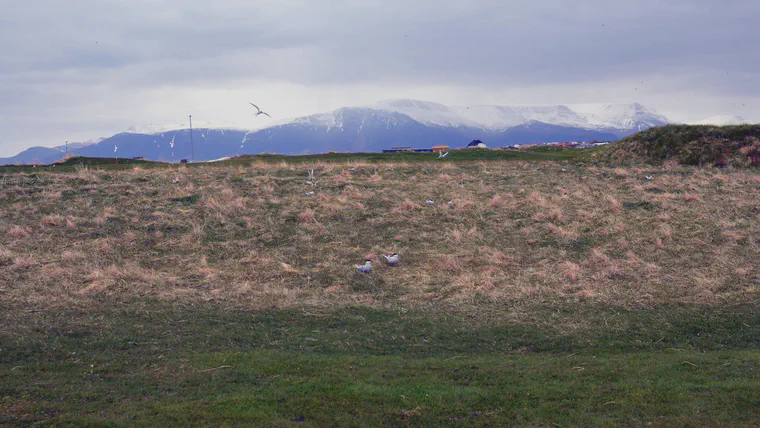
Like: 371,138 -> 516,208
0,98 -> 747,165
363,100 -> 669,134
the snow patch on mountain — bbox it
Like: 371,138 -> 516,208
569,103 -> 670,131
54,137 -> 106,151
374,100 -> 478,128
287,106 -> 415,133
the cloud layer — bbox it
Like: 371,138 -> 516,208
2,0 -> 759,156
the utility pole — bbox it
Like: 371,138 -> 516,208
189,115 -> 194,162
65,141 -> 68,156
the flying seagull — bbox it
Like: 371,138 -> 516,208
438,151 -> 449,159
249,102 -> 271,118
355,260 -> 372,273
384,253 -> 400,266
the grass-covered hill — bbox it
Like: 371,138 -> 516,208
600,124 -> 760,167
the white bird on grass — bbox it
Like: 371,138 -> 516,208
249,102 -> 271,118
383,253 -> 400,266
425,200 -> 435,205
355,260 -> 372,273
646,175 -> 653,181
306,169 -> 319,187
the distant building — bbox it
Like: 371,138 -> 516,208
432,145 -> 449,153
467,139 -> 487,149
132,156 -> 146,160
180,159 -> 189,164
382,146 -> 433,153
382,146 -> 414,153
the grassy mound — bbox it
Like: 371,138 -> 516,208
600,124 -> 760,167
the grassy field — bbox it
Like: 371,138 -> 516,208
1,159 -> 759,425
0,146 -> 599,173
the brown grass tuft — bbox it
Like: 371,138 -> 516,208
299,209 -> 317,223
0,247 -> 13,265
41,215 -> 65,227
440,254 -> 462,273
559,261 -> 581,280
7,226 -> 29,239
546,223 -> 566,237
606,195 -> 622,212
395,199 -> 422,212
532,209 -> 565,223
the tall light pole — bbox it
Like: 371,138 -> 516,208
189,115 -> 194,162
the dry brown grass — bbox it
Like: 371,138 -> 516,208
1,163 -> 758,310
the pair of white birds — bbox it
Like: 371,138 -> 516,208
355,254 -> 399,273
425,200 -> 454,206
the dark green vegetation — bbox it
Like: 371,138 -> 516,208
0,146 -> 600,173
226,147 -> 602,165
2,299 -> 759,426
600,124 -> 760,167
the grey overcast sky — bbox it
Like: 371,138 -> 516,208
1,0 -> 759,156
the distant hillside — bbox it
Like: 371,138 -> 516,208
599,124 -> 760,167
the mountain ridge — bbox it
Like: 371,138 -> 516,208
2,99 -> 674,165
